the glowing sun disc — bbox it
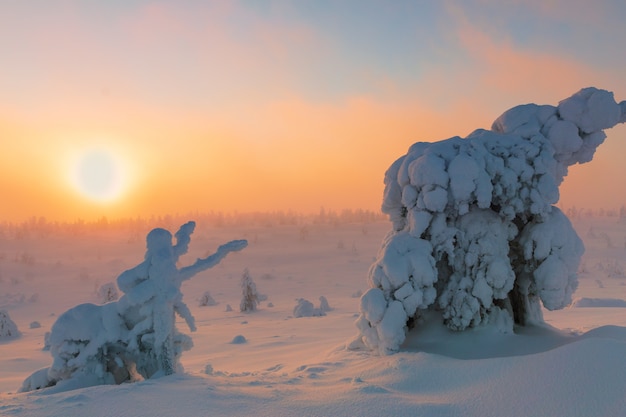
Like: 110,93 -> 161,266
71,149 -> 125,202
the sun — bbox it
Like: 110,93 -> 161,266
70,148 -> 126,202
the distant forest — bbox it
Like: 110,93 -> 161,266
0,208 -> 386,238
2,206 -> 626,240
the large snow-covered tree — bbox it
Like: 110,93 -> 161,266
354,88 -> 626,355
20,221 -> 247,392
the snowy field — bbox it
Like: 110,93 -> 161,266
0,212 -> 625,417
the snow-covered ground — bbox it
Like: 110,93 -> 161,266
1,214 -> 625,416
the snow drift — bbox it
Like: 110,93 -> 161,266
354,87 -> 626,354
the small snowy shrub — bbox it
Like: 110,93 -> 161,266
354,87 -> 626,354
198,291 -> 218,307
599,232 -> 613,248
97,282 -> 119,303
20,221 -> 248,392
293,299 -> 326,318
240,268 -> 261,312
0,310 -> 20,339
18,252 -> 35,266
319,296 -> 332,312
29,321 -> 41,329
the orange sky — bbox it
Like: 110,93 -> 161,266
1,1 -> 625,223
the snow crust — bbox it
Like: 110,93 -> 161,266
356,88 -> 625,354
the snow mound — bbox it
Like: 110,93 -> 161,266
230,335 -> 247,344
355,87 -> 626,354
6,325 -> 626,417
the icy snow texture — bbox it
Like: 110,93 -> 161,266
356,88 -> 625,354
21,222 -> 247,391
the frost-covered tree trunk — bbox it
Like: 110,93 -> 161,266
354,87 -> 625,355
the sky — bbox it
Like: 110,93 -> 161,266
1,0 -> 626,223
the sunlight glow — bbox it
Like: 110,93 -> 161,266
69,148 -> 126,202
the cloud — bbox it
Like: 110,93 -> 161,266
428,4 -> 599,106
117,1 -> 329,102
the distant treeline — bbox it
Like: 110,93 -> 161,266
564,206 -> 626,220
0,208 -> 386,239
3,206 -> 625,240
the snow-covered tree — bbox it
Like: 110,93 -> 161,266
20,221 -> 247,392
240,268 -> 260,312
354,87 -> 626,355
293,298 -> 326,318
319,296 -> 332,312
97,282 -> 119,304
0,310 -> 20,339
198,291 -> 218,307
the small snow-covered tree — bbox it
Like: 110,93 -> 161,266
319,296 -> 332,312
240,268 -> 260,312
198,291 -> 218,307
354,87 -> 626,355
293,298 -> 326,318
20,221 -> 247,392
97,282 -> 119,304
0,310 -> 20,339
